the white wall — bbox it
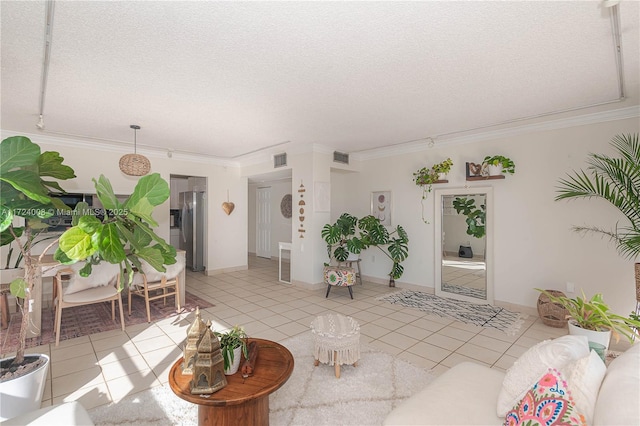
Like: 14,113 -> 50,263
247,180 -> 293,258
332,117 -> 639,315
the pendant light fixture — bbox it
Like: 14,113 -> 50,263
119,124 -> 151,176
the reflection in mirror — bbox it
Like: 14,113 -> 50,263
435,187 -> 493,304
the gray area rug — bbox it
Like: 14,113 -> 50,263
377,290 -> 524,335
89,331 -> 433,425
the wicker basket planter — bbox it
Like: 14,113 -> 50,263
537,289 -> 570,328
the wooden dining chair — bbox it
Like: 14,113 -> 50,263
128,260 -> 182,323
54,266 -> 125,346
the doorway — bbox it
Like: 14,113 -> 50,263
256,187 -> 271,259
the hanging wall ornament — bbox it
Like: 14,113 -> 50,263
298,182 -> 305,238
222,190 -> 235,215
280,194 -> 292,219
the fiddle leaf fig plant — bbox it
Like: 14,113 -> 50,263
453,197 -> 486,239
0,135 -> 175,371
1,136 -> 75,367
322,213 -> 409,285
57,173 -> 176,287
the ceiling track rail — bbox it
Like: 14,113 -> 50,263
37,0 -> 55,129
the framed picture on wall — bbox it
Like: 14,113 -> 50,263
371,190 -> 391,226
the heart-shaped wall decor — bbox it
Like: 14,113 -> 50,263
222,202 -> 235,215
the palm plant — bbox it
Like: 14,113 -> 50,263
556,133 -> 640,258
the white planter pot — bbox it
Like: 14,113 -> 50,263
567,319 -> 612,350
0,354 -> 50,421
224,346 -> 242,375
437,172 -> 447,181
487,164 -> 503,176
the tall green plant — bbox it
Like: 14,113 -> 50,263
0,135 -> 174,368
452,197 -> 486,239
555,133 -> 640,259
321,213 -> 409,283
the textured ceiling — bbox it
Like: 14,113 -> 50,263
1,1 -> 639,159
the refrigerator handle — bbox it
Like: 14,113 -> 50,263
181,200 -> 188,243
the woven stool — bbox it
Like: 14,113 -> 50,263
310,314 -> 360,378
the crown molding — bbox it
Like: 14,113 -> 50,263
0,129 -> 240,167
355,105 -> 640,161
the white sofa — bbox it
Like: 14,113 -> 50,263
384,338 -> 640,425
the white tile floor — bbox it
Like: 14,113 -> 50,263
20,256 -> 628,413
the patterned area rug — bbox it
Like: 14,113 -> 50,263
377,290 -> 524,335
89,331 -> 434,425
0,292 -> 213,354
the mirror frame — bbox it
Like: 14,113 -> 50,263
434,186 -> 494,304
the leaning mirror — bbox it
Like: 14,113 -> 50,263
434,187 -> 493,304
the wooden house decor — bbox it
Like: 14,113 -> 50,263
182,307 -> 208,375
190,327 -> 227,394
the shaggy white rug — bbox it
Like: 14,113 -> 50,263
89,331 -> 433,425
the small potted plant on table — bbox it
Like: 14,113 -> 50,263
214,325 -> 249,375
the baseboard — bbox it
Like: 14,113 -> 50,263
205,264 -> 248,276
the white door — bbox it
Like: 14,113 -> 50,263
256,187 -> 271,258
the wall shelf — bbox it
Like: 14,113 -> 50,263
466,175 -> 505,181
434,180 -> 449,184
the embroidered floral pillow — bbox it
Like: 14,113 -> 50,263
504,368 -> 586,426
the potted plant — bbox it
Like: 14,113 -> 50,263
0,136 -> 175,420
321,213 -> 409,287
432,158 -> 453,180
214,325 -> 248,375
483,155 -> 515,176
556,133 -> 640,306
413,159 -> 452,223
535,289 -> 640,349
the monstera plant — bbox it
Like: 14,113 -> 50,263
0,135 -> 175,377
321,213 -> 409,286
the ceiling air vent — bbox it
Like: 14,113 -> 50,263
273,152 -> 287,168
333,151 -> 349,165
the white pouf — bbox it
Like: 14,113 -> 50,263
310,313 -> 360,378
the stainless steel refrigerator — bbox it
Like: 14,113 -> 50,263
179,191 -> 206,272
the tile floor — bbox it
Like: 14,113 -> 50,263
18,256 -> 627,413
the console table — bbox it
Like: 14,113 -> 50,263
278,242 -> 292,284
169,338 -> 294,426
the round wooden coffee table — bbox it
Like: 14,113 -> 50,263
169,338 -> 294,426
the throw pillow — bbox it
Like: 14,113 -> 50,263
563,350 -> 606,424
132,256 -> 185,285
593,343 -> 640,424
63,262 -> 120,295
496,335 -> 590,416
504,367 -> 587,426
